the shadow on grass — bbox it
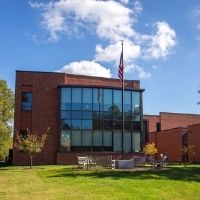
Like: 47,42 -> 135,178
47,166 -> 200,183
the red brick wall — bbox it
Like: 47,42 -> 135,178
144,113 -> 200,133
160,112 -> 200,130
64,74 -> 140,89
156,128 -> 183,162
13,71 -> 141,165
148,132 -> 156,144
148,128 -> 183,162
13,71 -> 66,165
143,115 -> 160,132
188,124 -> 200,162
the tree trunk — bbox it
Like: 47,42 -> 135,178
29,155 -> 33,169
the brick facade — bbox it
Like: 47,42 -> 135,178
144,113 -> 200,163
13,71 -> 142,165
188,124 -> 200,162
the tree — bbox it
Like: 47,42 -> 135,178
0,79 -> 14,161
143,143 -> 158,168
182,145 -> 195,167
0,121 -> 12,160
14,128 -> 49,169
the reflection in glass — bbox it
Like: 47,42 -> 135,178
72,88 -> 81,110
60,130 -> 70,151
132,132 -> 140,152
82,130 -> 92,146
71,111 -> 81,119
61,120 -> 71,130
61,88 -> 71,110
124,90 -> 131,112
83,88 -> 92,110
103,89 -> 112,111
21,92 -> 32,111
71,120 -> 81,129
82,120 -> 92,129
82,111 -> 92,119
124,132 -> 131,153
71,130 -> 81,146
104,120 -> 112,130
132,91 -> 140,114
113,120 -> 122,130
59,86 -> 142,152
113,131 -> 122,152
61,111 -> 71,119
113,89 -> 122,112
93,131 -> 102,146
103,131 -> 112,146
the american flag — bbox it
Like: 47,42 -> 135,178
118,52 -> 123,82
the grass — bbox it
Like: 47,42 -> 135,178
0,164 -> 200,200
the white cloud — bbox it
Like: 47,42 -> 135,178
125,64 -> 151,80
95,40 -> 141,64
144,22 -> 176,59
30,0 -> 137,42
57,60 -> 111,78
30,0 -> 176,79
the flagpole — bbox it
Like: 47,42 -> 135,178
121,41 -> 124,160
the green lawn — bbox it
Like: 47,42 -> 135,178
0,165 -> 200,200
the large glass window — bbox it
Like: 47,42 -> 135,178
21,92 -> 32,111
60,87 -> 142,152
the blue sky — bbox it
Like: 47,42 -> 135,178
0,0 -> 200,115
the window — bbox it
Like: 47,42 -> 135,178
156,122 -> 161,132
103,89 -> 112,111
124,91 -> 131,112
132,91 -> 140,121
61,88 -> 71,110
82,130 -> 92,146
124,132 -> 131,153
72,88 -> 81,110
113,131 -> 122,152
132,132 -> 140,152
21,92 -> 32,111
59,86 -> 142,152
83,88 -> 92,110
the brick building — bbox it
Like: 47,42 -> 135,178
13,71 -> 145,165
144,113 -> 200,162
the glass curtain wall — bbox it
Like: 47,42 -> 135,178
60,87 -> 142,152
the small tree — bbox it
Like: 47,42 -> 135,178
14,128 -> 49,169
182,145 -> 195,167
144,143 -> 158,168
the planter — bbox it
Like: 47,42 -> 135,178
114,160 -> 134,169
